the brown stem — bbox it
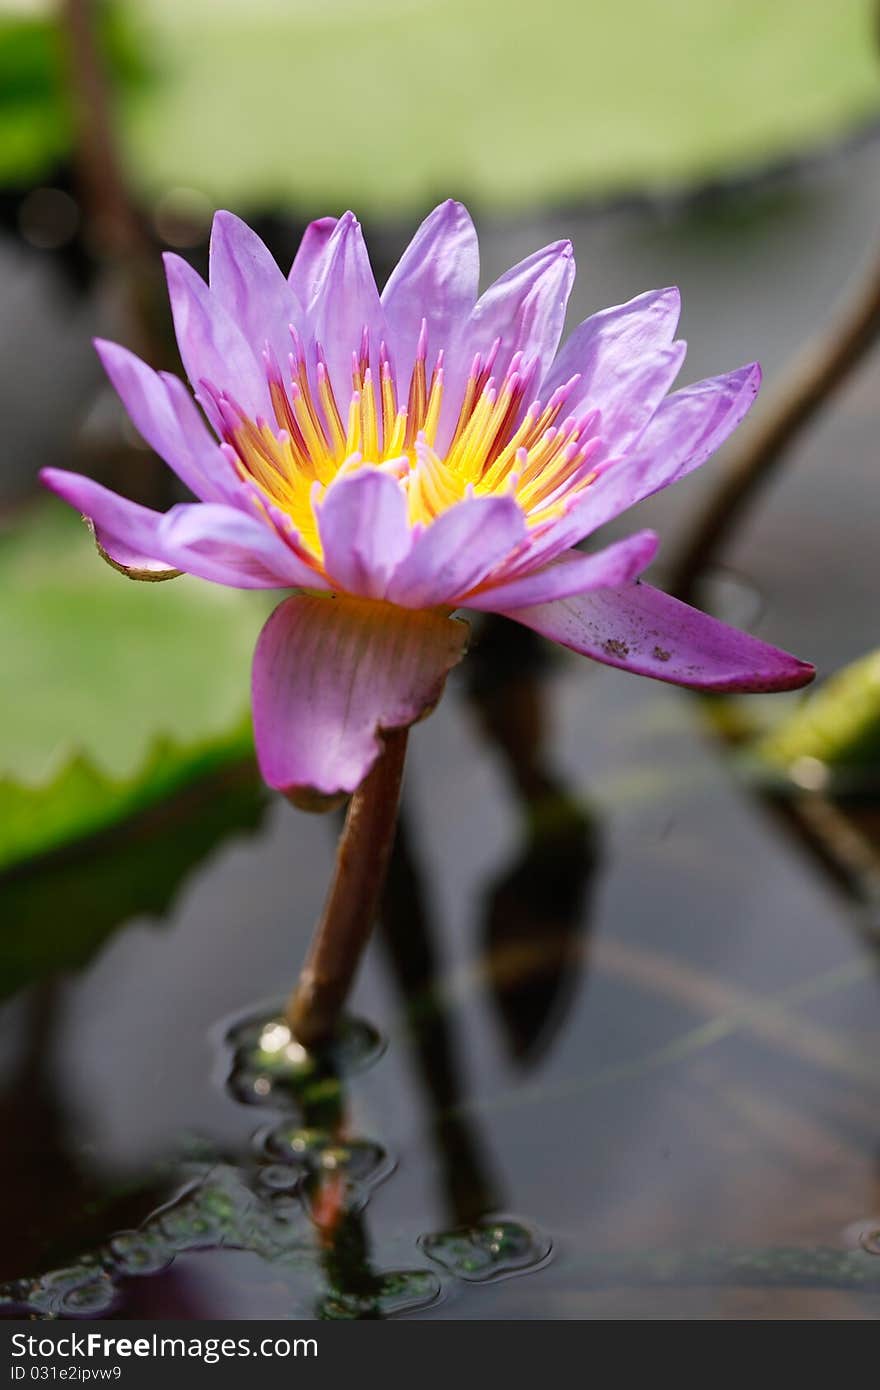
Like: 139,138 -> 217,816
669,233 -> 880,604
286,728 -> 409,1047
59,0 -> 148,260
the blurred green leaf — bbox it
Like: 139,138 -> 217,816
755,649 -> 880,777
0,3 -> 146,185
0,503 -> 265,872
0,758 -> 268,1002
121,0 -> 880,213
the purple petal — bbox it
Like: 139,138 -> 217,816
510,581 -> 815,692
40,469 -> 324,591
41,468 -> 177,577
94,340 -> 236,504
385,493 -> 527,608
432,239 -> 574,454
317,468 -> 412,599
306,212 -> 388,403
164,252 -> 271,426
466,240 -> 575,386
157,503 -> 329,590
381,199 -> 479,379
540,288 -> 685,457
252,594 -> 468,798
463,530 -> 658,610
209,211 -> 303,375
622,361 -> 762,497
517,362 -> 762,570
288,216 -> 338,303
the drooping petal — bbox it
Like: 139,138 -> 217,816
510,582 -> 815,692
540,288 -> 685,457
209,211 -> 303,373
306,212 -> 388,402
157,502 -> 329,590
463,530 -> 659,611
40,469 -> 324,591
288,216 -> 337,303
385,494 -> 527,608
163,252 -> 272,426
40,468 -> 177,578
252,594 -> 469,797
381,199 -> 479,379
317,468 -> 412,599
94,340 -> 237,504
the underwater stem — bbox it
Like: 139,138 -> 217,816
287,728 -> 409,1047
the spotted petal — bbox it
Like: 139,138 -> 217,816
510,582 -> 815,692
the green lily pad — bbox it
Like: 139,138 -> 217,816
121,0 -> 880,213
0,759 -> 268,1003
0,503 -> 266,872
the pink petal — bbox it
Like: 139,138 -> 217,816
288,216 -> 338,303
540,288 -> 685,457
306,212 -> 388,403
252,594 -> 468,797
163,252 -> 272,426
466,240 -> 575,386
385,493 -> 527,608
158,503 -> 329,590
41,468 -> 177,578
317,468 -> 412,599
621,361 -> 762,497
517,362 -> 763,570
463,530 -> 659,610
510,582 -> 815,692
94,340 -> 236,504
40,469 -> 323,591
381,199 -> 479,380
209,211 -> 303,375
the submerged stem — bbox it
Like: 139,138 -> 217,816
286,728 -> 409,1048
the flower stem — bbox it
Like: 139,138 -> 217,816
669,233 -> 880,604
286,728 -> 409,1048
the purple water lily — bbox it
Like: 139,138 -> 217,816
42,201 -> 813,802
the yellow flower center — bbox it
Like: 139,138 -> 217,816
213,326 -> 600,562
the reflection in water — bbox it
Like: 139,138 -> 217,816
465,614 -> 600,1066
379,814 -> 502,1226
0,595 -> 590,1314
5,546 -> 880,1315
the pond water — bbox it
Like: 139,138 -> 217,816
1,136 -> 880,1319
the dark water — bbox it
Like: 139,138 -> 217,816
2,138 -> 880,1319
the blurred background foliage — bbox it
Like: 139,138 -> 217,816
2,0 -> 879,212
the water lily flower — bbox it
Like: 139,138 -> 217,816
42,201 -> 813,804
